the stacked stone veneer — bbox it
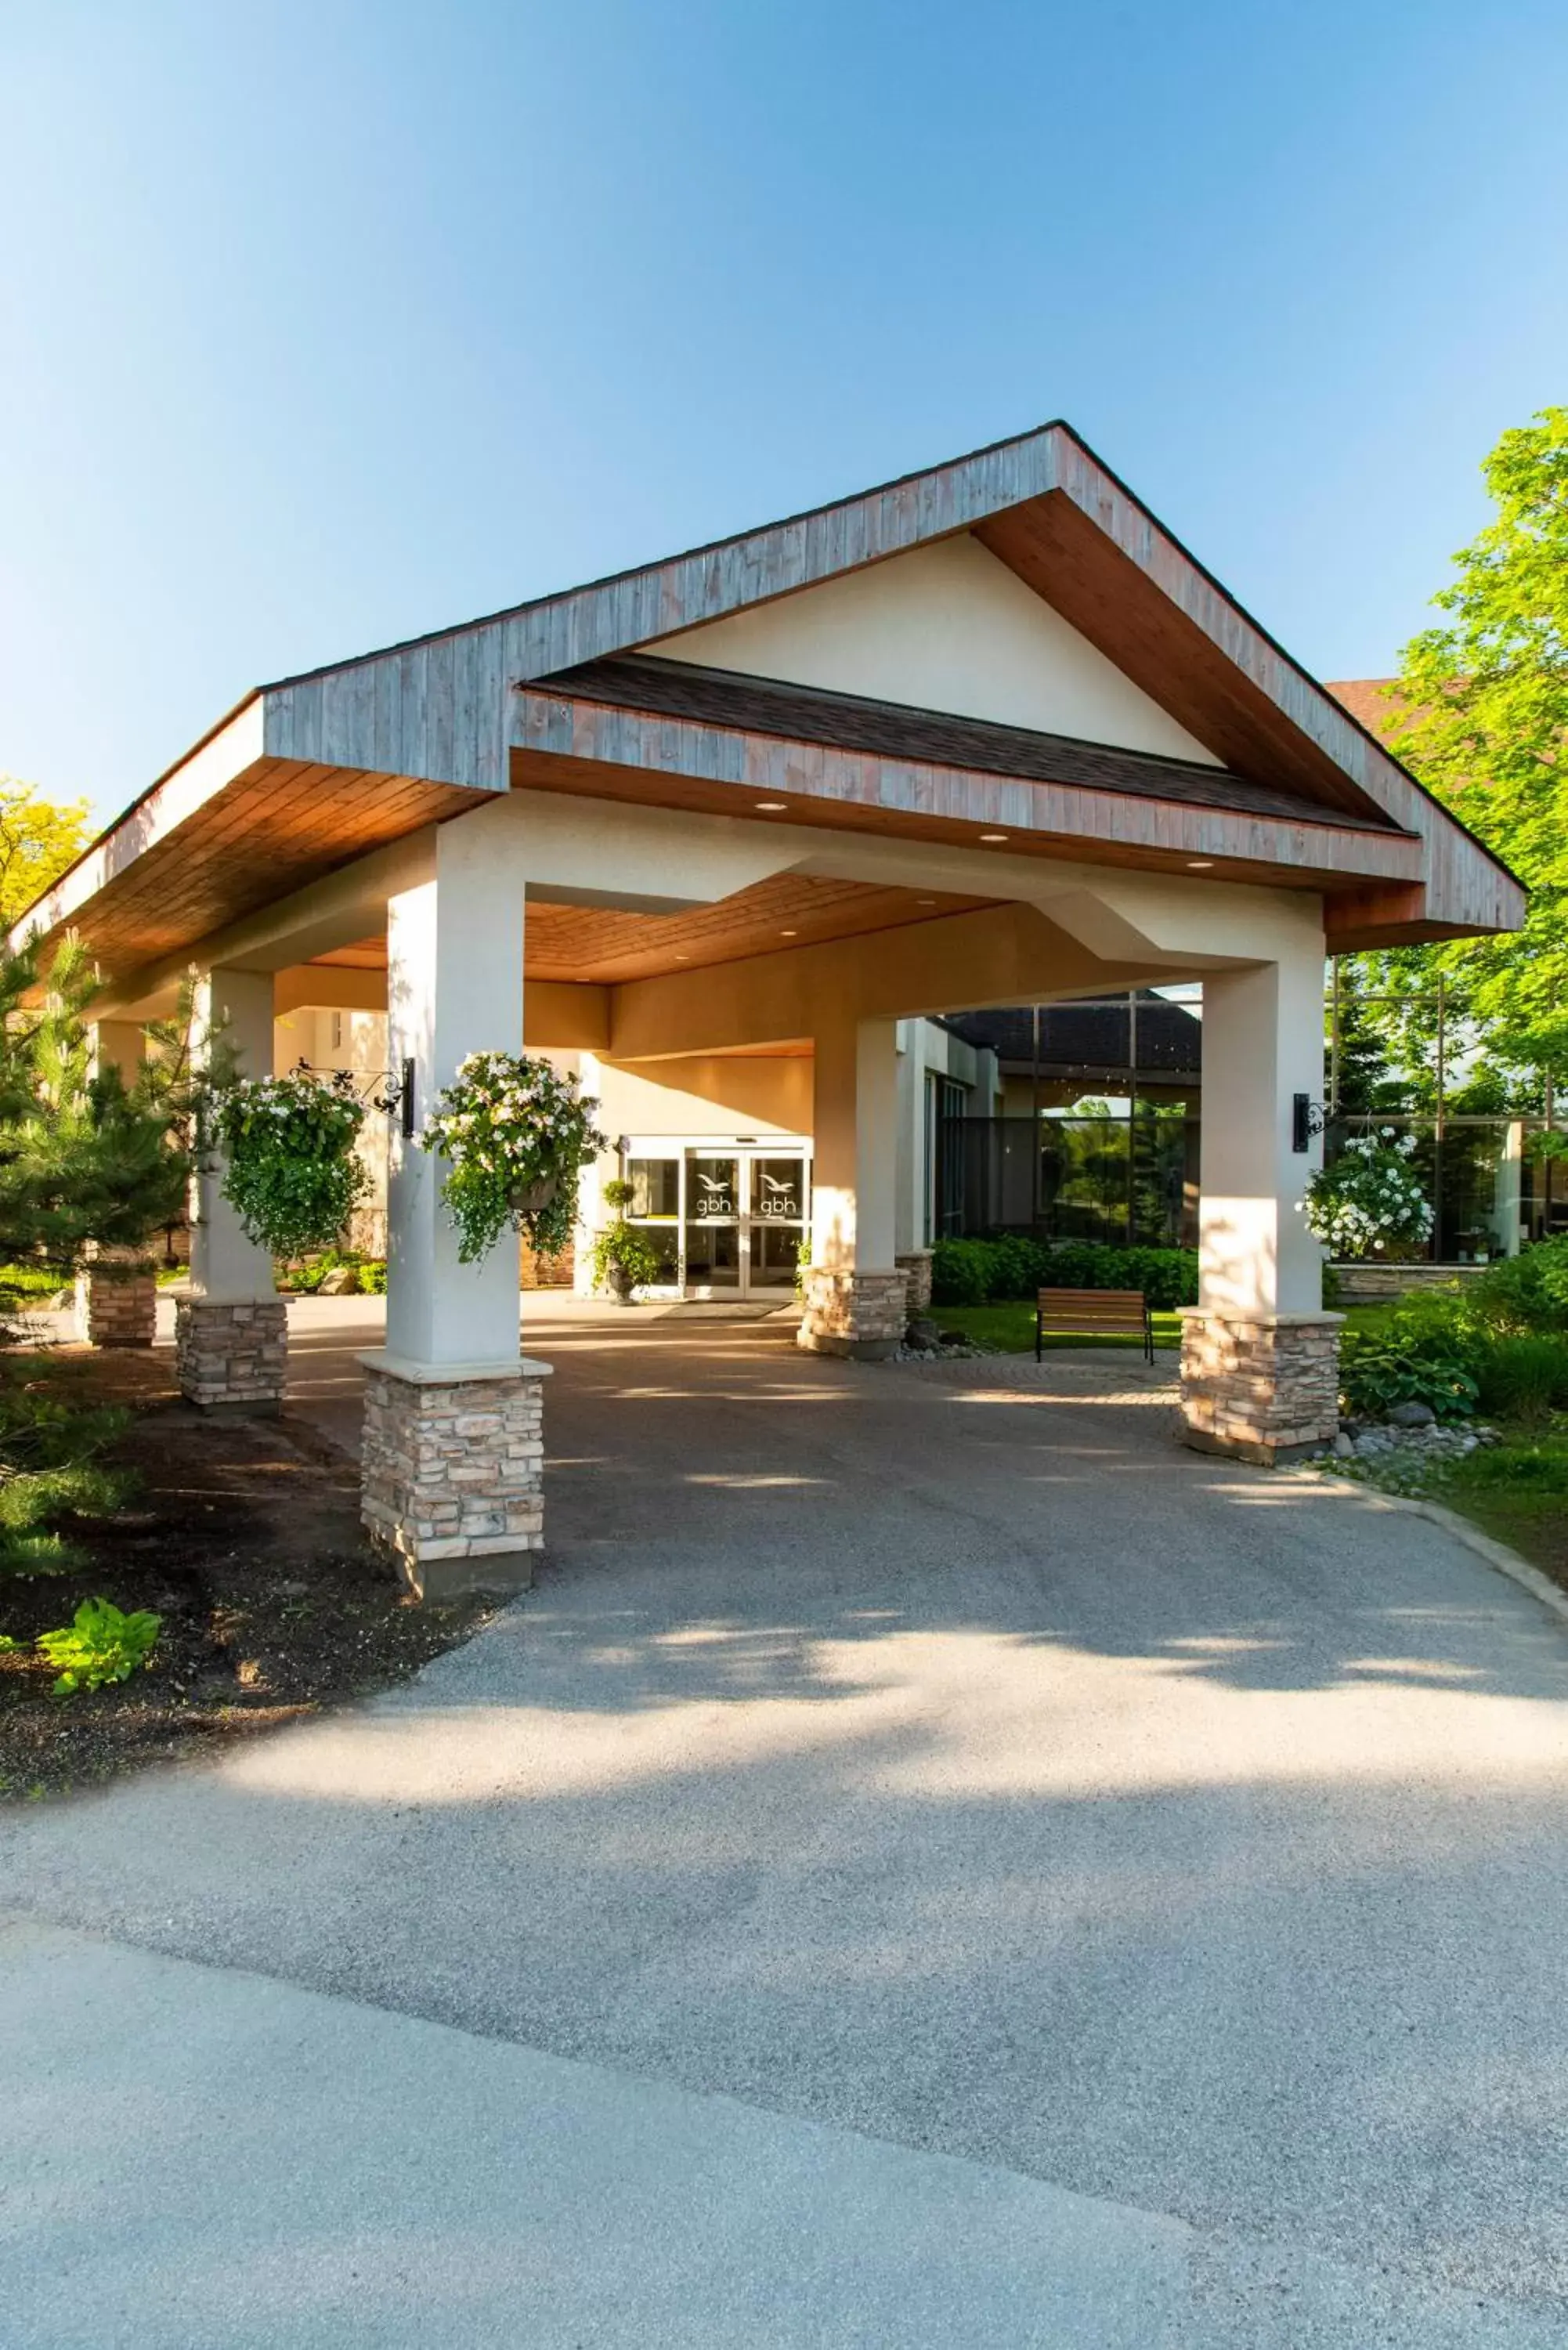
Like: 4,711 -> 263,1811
175,1298 -> 288,1411
360,1357 -> 550,1600
74,1249 -> 157,1349
1179,1309 -> 1344,1464
798,1265 -> 909,1359
895,1249 -> 934,1314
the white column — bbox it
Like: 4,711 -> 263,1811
811,1015 -> 898,1272
1495,1123 -> 1524,1258
1197,934 -> 1326,1316
191,968 -> 276,1302
892,1021 -> 923,1259
385,816 -> 526,1368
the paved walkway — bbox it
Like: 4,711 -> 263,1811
6,1305 -> 1568,2345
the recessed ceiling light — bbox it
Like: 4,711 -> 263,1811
755,800 -> 787,812
979,831 -> 1008,844
780,928 -> 797,937
1187,859 -> 1214,870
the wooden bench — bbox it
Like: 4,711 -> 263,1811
1035,1287 -> 1154,1364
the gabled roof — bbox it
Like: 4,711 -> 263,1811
543,653 -> 1409,834
16,422 -> 1525,971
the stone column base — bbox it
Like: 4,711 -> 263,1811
74,1249 -> 157,1348
797,1266 -> 909,1360
175,1297 -> 288,1412
359,1350 -> 552,1601
1179,1309 -> 1344,1464
895,1249 -> 934,1315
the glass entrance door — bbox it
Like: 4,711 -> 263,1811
684,1152 -> 742,1292
745,1152 -> 807,1291
680,1147 -> 809,1297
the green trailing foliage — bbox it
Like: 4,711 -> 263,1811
215,1069 -> 369,1257
930,1236 -> 1199,1311
418,1052 -> 605,1265
36,1596 -> 161,1694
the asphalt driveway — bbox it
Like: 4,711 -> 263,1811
5,1308 -> 1568,2346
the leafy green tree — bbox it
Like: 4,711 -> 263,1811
1329,967 -> 1416,1115
0,779 -> 91,926
1364,407 -> 1568,1095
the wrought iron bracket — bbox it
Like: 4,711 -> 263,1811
293,1056 -> 416,1134
1292,1093 -> 1327,1153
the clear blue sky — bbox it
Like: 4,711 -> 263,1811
4,0 -> 1566,821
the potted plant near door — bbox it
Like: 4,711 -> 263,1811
590,1177 -> 662,1304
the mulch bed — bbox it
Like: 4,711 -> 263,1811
0,1347 -> 498,1803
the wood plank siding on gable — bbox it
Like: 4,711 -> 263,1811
13,424 -> 1524,977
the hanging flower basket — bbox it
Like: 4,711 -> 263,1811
419,1052 -> 604,1264
508,1174 -> 560,1217
1302,1126 -> 1434,1261
215,1070 -> 370,1257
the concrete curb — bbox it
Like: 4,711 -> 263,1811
1319,1476 -> 1568,1631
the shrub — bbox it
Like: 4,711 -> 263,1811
1471,1238 -> 1568,1334
1339,1328 -> 1479,1423
929,1239 -> 993,1307
37,1597 -> 161,1694
276,1247 -> 387,1296
930,1236 -> 1198,1311
1472,1333 -> 1568,1422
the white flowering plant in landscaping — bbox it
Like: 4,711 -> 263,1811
216,1068 -> 369,1257
1302,1126 -> 1434,1260
419,1051 -> 605,1264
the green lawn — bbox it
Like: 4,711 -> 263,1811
1437,1428 -> 1568,1589
931,1300 -> 1184,1354
931,1297 -> 1396,1360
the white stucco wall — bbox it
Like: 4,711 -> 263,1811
642,533 -> 1222,765
894,1018 -> 1001,1256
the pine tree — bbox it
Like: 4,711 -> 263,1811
0,931 -> 201,1275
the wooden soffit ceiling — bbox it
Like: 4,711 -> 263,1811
307,875 -> 993,989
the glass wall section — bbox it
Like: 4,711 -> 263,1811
623,1154 -> 681,1285
938,1096 -> 1199,1248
